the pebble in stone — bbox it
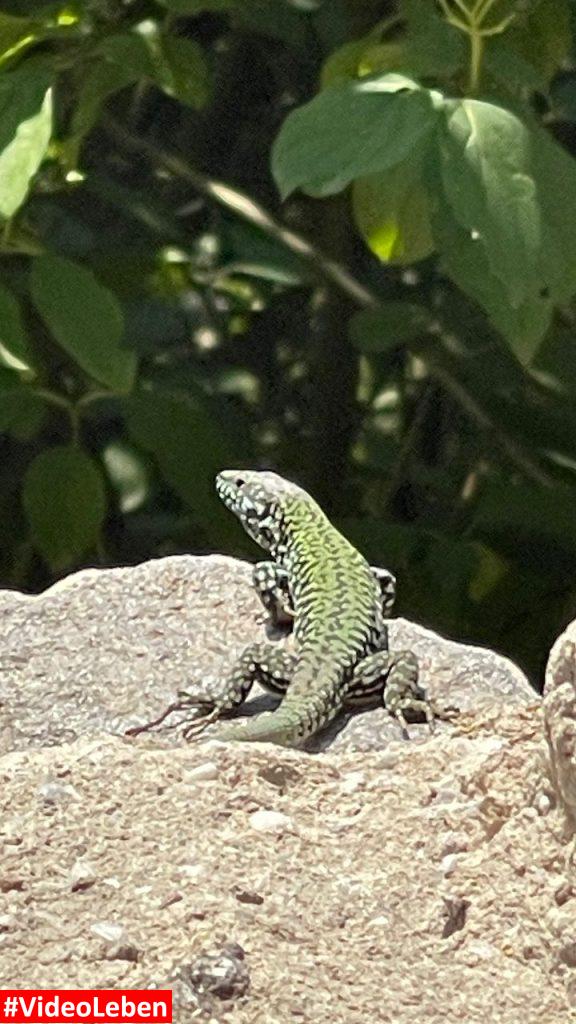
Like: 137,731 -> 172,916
248,809 -> 293,833
104,942 -> 140,963
90,922 -> 125,943
440,854 -> 459,877
180,942 -> 249,1000
69,859 -> 98,892
339,771 -> 367,794
37,781 -> 81,804
185,762 -> 219,782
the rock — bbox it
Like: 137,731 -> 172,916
544,627 -> 576,829
0,553 -> 573,1021
0,555 -> 535,755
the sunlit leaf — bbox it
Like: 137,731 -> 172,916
353,153 -> 434,264
0,59 -> 52,218
272,74 -> 440,199
0,282 -> 34,373
440,99 -> 540,308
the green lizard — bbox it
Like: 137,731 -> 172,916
130,470 -> 434,746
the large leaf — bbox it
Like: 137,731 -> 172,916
23,445 -> 106,569
0,367 -> 45,439
65,34 -> 154,165
435,114 -> 576,361
30,256 -> 136,392
126,389 -> 252,546
353,149 -> 434,264
0,11 -> 37,60
434,196 -> 552,364
154,33 -> 209,109
272,74 -> 440,199
531,127 -> 576,307
0,282 -> 34,372
506,0 -> 571,82
440,99 -> 540,308
0,59 -> 52,218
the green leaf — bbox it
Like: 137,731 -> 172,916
65,34 -> 153,164
321,34 -> 377,88
226,221 -> 308,285
531,127 -> 576,308
30,256 -> 136,392
97,32 -> 154,77
0,282 -> 34,372
126,388 -> 251,545
0,59 -> 52,218
506,0 -> 571,83
149,32 -> 210,109
397,0 -> 464,78
0,368 -> 45,439
271,74 -> 440,200
0,11 -> 36,60
349,303 -> 430,353
434,117 -> 576,362
353,151 -> 435,264
440,99 -> 540,308
23,445 -> 106,569
434,197 -> 552,364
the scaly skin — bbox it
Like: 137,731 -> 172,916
127,470 -> 432,747
199,470 -> 430,746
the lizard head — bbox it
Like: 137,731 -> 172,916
216,469 -> 314,553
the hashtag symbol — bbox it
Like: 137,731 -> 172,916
2,996 -> 17,1019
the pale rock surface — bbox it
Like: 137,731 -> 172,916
0,554 -> 535,753
0,555 -> 574,1021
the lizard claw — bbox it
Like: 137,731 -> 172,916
125,691 -> 217,739
182,706 -> 221,741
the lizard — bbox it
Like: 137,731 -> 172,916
128,470 -> 434,747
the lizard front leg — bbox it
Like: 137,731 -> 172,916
345,647 -> 435,736
252,562 -> 396,629
252,561 -> 294,627
371,566 -> 397,617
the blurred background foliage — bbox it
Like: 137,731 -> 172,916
2,0 -> 576,683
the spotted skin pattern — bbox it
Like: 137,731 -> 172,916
173,470 -> 433,747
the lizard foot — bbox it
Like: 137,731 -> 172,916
393,698 -> 436,739
125,691 -> 218,739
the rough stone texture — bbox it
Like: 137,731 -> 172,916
544,622 -> 576,831
1,554 -> 573,1022
0,718 -> 573,1022
0,555 -> 536,754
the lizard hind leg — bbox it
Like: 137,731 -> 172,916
346,648 -> 434,738
184,642 -> 296,741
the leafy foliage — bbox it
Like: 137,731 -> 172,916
2,0 -> 576,681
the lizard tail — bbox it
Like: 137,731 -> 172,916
214,667 -> 344,747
